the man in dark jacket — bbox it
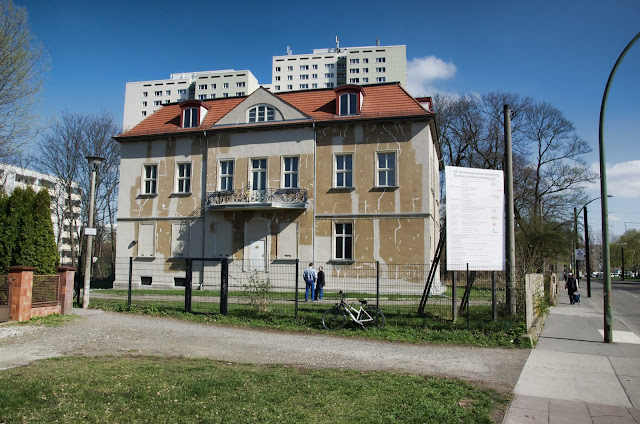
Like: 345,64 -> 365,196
565,272 -> 578,304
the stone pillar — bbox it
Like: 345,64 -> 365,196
8,266 -> 36,322
57,266 -> 76,315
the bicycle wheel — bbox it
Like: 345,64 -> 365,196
362,307 -> 385,329
322,306 -> 346,330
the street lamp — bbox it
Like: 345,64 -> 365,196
577,195 -> 613,297
598,31 -> 640,343
82,155 -> 103,309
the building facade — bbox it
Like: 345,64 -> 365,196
114,83 -> 439,289
0,164 -> 82,265
122,70 -> 260,132
271,43 -> 406,93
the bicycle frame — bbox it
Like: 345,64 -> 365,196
337,293 -> 374,326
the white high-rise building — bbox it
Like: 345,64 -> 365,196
0,164 -> 82,266
122,70 -> 260,131
271,41 -> 406,93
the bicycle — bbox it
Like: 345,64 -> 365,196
322,290 -> 385,330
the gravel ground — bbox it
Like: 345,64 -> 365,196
0,308 -> 530,392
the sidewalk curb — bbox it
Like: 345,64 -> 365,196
520,308 -> 549,348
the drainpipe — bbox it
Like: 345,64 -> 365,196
312,122 -> 317,263
202,131 -> 208,258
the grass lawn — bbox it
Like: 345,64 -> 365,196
0,356 -> 510,423
88,298 -> 528,348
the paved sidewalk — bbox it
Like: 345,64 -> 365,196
504,292 -> 640,423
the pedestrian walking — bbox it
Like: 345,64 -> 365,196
314,266 -> 325,301
565,272 -> 578,304
303,263 -> 317,302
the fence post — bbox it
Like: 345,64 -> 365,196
221,258 -> 228,316
492,271 -> 497,321
56,266 -> 75,315
466,264 -> 470,330
185,258 -> 192,313
451,271 -> 457,322
294,259 -> 299,319
376,261 -> 380,307
128,257 -> 133,308
8,266 -> 36,322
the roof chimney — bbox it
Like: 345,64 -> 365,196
376,39 -> 380,47
336,35 -> 340,51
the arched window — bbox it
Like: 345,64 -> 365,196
248,105 -> 275,123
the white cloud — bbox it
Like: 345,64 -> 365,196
586,160 -> 640,198
406,56 -> 457,97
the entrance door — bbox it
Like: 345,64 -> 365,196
247,239 -> 266,271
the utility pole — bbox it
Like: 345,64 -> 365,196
584,206 -> 592,297
504,105 -> 516,315
574,207 -> 579,279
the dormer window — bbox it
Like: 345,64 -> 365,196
248,105 -> 275,123
179,100 -> 210,129
183,108 -> 198,128
336,86 -> 364,116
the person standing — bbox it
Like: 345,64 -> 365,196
565,272 -> 578,304
303,263 -> 317,302
314,266 -> 325,301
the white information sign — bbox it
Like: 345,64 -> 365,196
575,248 -> 586,261
446,166 -> 505,271
84,227 -> 97,236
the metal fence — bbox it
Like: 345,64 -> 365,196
31,275 -> 60,307
97,258 -> 526,326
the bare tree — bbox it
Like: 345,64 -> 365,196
0,0 -> 49,158
35,112 -> 120,272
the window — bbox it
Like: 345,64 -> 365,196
339,93 -> 358,116
325,63 -> 334,69
376,67 -> 386,73
362,78 -> 369,83
349,69 -> 359,74
171,222 -> 190,257
324,73 -> 334,78
197,94 -> 206,100
275,85 -> 280,90
312,74 -> 318,79
165,100 -> 170,104
312,64 -> 318,70
283,157 -> 299,188
335,154 -> 353,187
362,68 -> 368,73
223,93 -> 229,97
376,77 -> 386,82
300,65 -> 308,70
275,76 -> 281,81
140,276 -> 152,285
325,83 -> 334,88
183,107 -> 198,128
142,92 -> 148,97
363,58 -> 369,64
141,111 -> 147,117
349,58 -> 359,64
211,84 -> 216,89
349,78 -> 359,83
154,100 -> 162,106
300,74 -> 309,80
334,222 -> 353,260
165,90 -> 171,95
287,75 -> 293,81
142,101 -> 147,107
287,84 -> 293,90
236,92 -> 245,96
154,91 -> 162,96
299,84 -> 308,89
178,89 -> 187,95
210,94 -> 216,99
176,162 -> 191,193
287,66 -> 293,71
143,164 -> 157,194
223,83 -> 229,88
275,66 -> 281,72
236,82 -> 245,87
219,160 -> 234,191
198,84 -> 207,90
376,57 -> 386,63
312,83 -> 317,88
377,152 -> 396,186
251,159 -> 267,190
248,105 -> 275,123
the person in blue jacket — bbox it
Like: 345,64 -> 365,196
303,263 -> 317,302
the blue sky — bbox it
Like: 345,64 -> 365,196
16,0 -> 640,239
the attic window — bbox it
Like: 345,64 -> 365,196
183,108 -> 198,128
339,93 -> 358,116
248,105 -> 275,123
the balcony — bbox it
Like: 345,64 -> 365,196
206,187 -> 308,211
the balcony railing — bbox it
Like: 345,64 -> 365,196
206,187 -> 308,210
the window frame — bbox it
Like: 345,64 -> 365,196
247,105 -> 276,123
182,107 -> 199,128
338,92 -> 359,116
375,151 -> 397,187
333,221 -> 354,261
250,158 -> 268,190
142,163 -> 158,195
219,159 -> 234,191
282,156 -> 299,189
175,161 -> 192,194
334,153 -> 354,188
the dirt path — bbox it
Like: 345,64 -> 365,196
0,308 -> 530,392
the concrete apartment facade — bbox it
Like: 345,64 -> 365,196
122,70 -> 260,132
272,43 -> 407,93
114,83 -> 439,289
0,164 -> 82,266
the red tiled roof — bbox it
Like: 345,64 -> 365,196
117,83 -> 430,139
